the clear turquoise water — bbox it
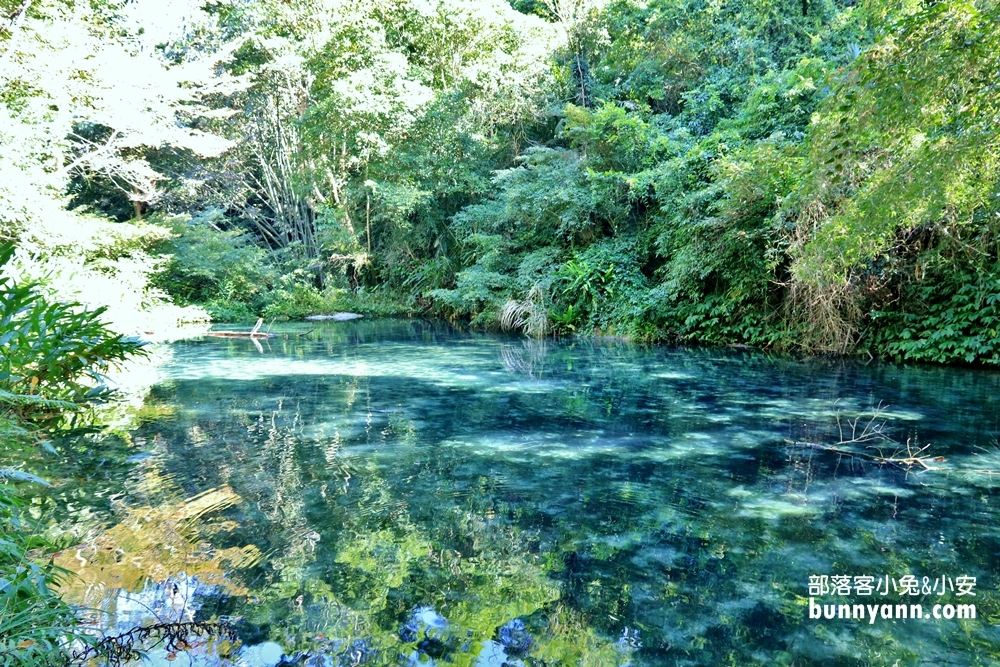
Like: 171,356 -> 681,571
45,320 -> 1000,666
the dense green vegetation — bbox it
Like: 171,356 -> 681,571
0,242 -> 144,665
3,1 -> 1000,660
4,0 -> 1000,364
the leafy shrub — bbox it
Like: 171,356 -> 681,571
553,237 -> 652,336
152,211 -> 406,321
0,479 -> 85,667
152,210 -> 275,315
452,147 -> 625,248
261,278 -> 337,320
430,265 -> 515,329
0,243 -> 147,422
561,103 -> 667,174
871,267 -> 1000,366
0,241 -> 149,667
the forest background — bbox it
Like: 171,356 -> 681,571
6,0 -> 1000,365
3,0 -> 1000,661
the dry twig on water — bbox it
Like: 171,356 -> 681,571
68,621 -> 239,667
205,318 -> 278,339
789,402 -> 945,471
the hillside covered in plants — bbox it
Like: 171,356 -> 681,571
3,0 -> 1000,363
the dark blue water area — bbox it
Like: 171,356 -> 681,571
48,320 -> 1000,666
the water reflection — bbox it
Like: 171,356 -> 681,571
46,320 -> 1000,665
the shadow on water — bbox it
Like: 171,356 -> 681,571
39,320 -> 1000,666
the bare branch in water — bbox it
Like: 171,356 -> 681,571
68,621 -> 240,667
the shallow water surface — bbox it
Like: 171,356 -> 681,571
49,320 -> 1000,666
